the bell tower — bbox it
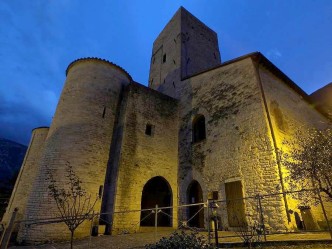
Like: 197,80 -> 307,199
148,7 -> 221,94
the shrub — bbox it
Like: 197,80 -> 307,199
145,231 -> 216,249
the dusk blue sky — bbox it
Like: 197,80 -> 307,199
1,0 -> 332,145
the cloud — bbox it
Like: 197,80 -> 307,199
266,48 -> 282,60
0,90 -> 51,145
0,1 -> 69,145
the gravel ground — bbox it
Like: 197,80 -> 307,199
9,231 -> 173,249
8,231 -> 332,249
232,245 -> 332,249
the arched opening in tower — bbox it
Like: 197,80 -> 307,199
192,114 -> 206,143
140,176 -> 172,227
187,180 -> 204,228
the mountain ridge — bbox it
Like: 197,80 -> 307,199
0,138 -> 27,192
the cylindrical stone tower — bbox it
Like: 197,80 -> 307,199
18,58 -> 132,244
2,127 -> 49,229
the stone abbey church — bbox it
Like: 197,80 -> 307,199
2,7 -> 332,243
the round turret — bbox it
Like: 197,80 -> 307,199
18,58 -> 131,243
2,127 -> 49,231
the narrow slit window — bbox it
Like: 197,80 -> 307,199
102,107 -> 106,118
145,124 -> 154,136
163,54 -> 166,63
98,185 -> 103,199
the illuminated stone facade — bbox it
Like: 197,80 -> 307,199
2,7 -> 331,244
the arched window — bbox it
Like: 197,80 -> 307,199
193,115 -> 206,143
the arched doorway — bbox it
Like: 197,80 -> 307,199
140,176 -> 172,227
187,180 -> 204,228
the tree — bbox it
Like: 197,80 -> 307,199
46,162 -> 98,249
280,128 -> 332,201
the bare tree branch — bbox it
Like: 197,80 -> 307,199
280,128 -> 332,204
46,162 -> 98,249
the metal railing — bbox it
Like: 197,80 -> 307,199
1,189 -> 331,248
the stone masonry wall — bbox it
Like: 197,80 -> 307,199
180,7 -> 220,78
149,8 -> 181,91
2,127 -> 49,228
177,57 -> 287,231
149,7 -> 220,99
259,65 -> 332,229
17,60 -> 131,244
111,83 -> 179,233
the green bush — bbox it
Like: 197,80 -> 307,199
145,231 -> 216,249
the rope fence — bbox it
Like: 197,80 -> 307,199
1,189 -> 331,248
